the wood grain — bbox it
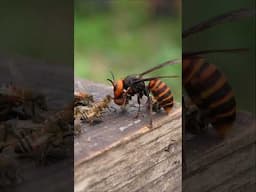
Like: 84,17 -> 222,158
183,112 -> 256,192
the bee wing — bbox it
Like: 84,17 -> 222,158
133,75 -> 179,84
183,48 -> 249,57
183,8 -> 255,39
138,59 -> 181,78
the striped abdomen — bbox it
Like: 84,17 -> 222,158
148,79 -> 173,113
14,131 -> 50,154
183,56 -> 236,137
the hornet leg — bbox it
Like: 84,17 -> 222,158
135,94 -> 141,118
121,87 -> 132,111
145,88 -> 153,128
147,95 -> 153,128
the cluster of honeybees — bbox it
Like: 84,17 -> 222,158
0,84 -> 73,186
74,91 -> 112,134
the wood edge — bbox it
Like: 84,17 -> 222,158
184,111 -> 256,175
75,106 -> 182,168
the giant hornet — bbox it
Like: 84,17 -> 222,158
107,60 -> 180,127
182,8 -> 254,138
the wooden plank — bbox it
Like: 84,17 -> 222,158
183,143 -> 255,192
5,159 -> 74,192
75,118 -> 182,192
135,163 -> 182,192
74,79 -> 182,192
232,182 -> 256,192
184,112 -> 256,175
183,112 -> 256,192
211,168 -> 256,192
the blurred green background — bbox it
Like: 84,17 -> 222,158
183,0 -> 255,114
0,1 -> 73,65
75,0 -> 182,101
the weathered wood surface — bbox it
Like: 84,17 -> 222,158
2,159 -> 74,192
183,112 -> 256,192
74,79 -> 182,192
0,55 -> 73,192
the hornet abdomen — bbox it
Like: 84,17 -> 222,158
183,56 -> 236,137
148,79 -> 174,113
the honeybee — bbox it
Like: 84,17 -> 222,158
0,84 -> 47,121
74,91 -> 94,106
13,129 -> 69,164
74,95 -> 112,124
74,91 -> 95,134
44,104 -> 73,135
7,105 -> 73,164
